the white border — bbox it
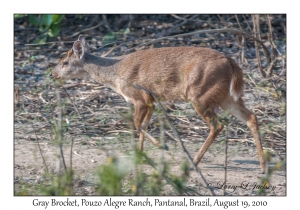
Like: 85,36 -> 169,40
5,0 -> 293,209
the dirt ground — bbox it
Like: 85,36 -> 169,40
14,15 -> 286,196
14,116 -> 286,196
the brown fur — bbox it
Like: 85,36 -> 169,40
61,50 -> 73,63
51,35 -> 265,172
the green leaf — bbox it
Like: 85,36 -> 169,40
49,23 -> 61,37
14,14 -> 25,18
22,61 -> 28,68
102,32 -> 116,44
42,14 -> 54,28
39,26 -> 46,33
30,55 -> 39,61
32,36 -> 47,44
53,14 -> 64,24
28,15 -> 40,26
123,27 -> 130,35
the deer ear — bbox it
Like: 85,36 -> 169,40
78,34 -> 90,53
72,41 -> 85,59
78,34 -> 86,44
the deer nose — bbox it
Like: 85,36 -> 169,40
50,71 -> 59,79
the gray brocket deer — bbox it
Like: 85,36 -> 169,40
51,35 -> 265,173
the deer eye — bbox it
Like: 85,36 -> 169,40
62,61 -> 68,67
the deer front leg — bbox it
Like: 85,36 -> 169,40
138,104 -> 155,151
133,101 -> 152,151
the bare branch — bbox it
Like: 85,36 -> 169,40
252,15 -> 266,78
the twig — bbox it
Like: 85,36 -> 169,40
35,92 -> 55,131
246,73 -> 257,87
265,56 -> 285,78
158,113 -> 165,175
171,14 -> 190,21
228,138 -> 254,144
235,15 -> 243,30
94,41 -> 124,52
38,91 -> 48,104
24,41 -> 74,46
70,137 -> 74,171
252,14 -> 266,78
235,15 -> 246,65
102,15 -> 114,33
25,124 -> 49,134
170,14 -> 200,22
265,14 -> 279,77
106,130 -> 132,134
217,15 -> 227,27
31,123 -> 49,173
242,14 -> 252,32
174,116 -> 190,124
101,43 -> 117,57
170,14 -> 215,31
55,85 -> 67,174
71,22 -> 104,37
223,124 -> 228,196
74,151 -> 82,157
59,81 -> 82,117
165,131 -> 178,142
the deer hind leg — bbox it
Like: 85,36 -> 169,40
133,101 -> 155,151
220,98 -> 265,172
192,103 -> 224,166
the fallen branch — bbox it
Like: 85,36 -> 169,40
141,129 -> 168,150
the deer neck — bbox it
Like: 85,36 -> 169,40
82,53 -> 122,90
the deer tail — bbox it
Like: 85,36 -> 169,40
228,57 -> 244,101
